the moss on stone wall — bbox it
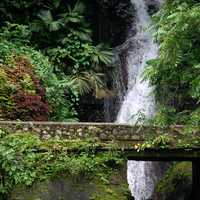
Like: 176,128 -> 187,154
9,169 -> 129,200
156,162 -> 192,200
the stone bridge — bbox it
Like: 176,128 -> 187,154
0,121 -> 200,160
0,121 -> 200,199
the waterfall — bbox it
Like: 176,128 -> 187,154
116,0 -> 163,199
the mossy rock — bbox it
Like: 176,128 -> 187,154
9,166 -> 131,200
9,177 -> 94,200
156,162 -> 192,200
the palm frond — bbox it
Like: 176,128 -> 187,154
69,74 -> 91,96
73,1 -> 85,14
52,0 -> 61,8
38,10 -> 53,25
92,44 -> 113,65
49,20 -> 62,32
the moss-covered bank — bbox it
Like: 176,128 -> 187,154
156,162 -> 192,200
0,128 -> 130,200
9,170 -> 130,200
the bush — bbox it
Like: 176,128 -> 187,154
0,41 -> 77,121
144,1 -> 200,126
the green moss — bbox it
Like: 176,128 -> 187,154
10,177 -> 94,200
90,184 -> 128,200
156,162 -> 192,200
9,172 -> 129,200
90,169 -> 130,200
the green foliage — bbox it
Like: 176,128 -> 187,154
144,0 -> 200,126
0,128 -> 8,138
147,106 -> 190,128
0,130 -> 124,199
0,0 -> 114,122
45,28 -> 113,98
45,75 -> 78,121
0,40 -> 51,76
138,134 -> 173,151
136,128 -> 200,151
0,22 -> 31,44
0,67 -> 14,115
25,0 -> 113,98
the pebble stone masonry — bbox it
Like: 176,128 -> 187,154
0,121 -> 147,141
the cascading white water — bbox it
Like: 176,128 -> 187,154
117,0 -> 163,199
117,0 -> 157,124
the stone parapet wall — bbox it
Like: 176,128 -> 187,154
1,121 -> 200,160
0,121 -> 146,141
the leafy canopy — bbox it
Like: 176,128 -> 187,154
144,0 -> 200,126
0,0 -> 114,121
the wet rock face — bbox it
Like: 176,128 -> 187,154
86,0 -> 134,47
78,0 -> 135,122
155,162 -> 192,200
145,0 -> 164,15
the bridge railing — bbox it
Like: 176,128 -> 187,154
0,121 -> 184,141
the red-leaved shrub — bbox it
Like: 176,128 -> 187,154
11,92 -> 49,121
1,56 -> 50,121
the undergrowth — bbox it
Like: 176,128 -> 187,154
0,129 -> 124,199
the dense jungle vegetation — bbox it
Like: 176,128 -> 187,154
145,0 -> 200,127
0,0 -> 200,199
0,1 -> 132,198
0,0 -> 199,124
0,0 -> 115,122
